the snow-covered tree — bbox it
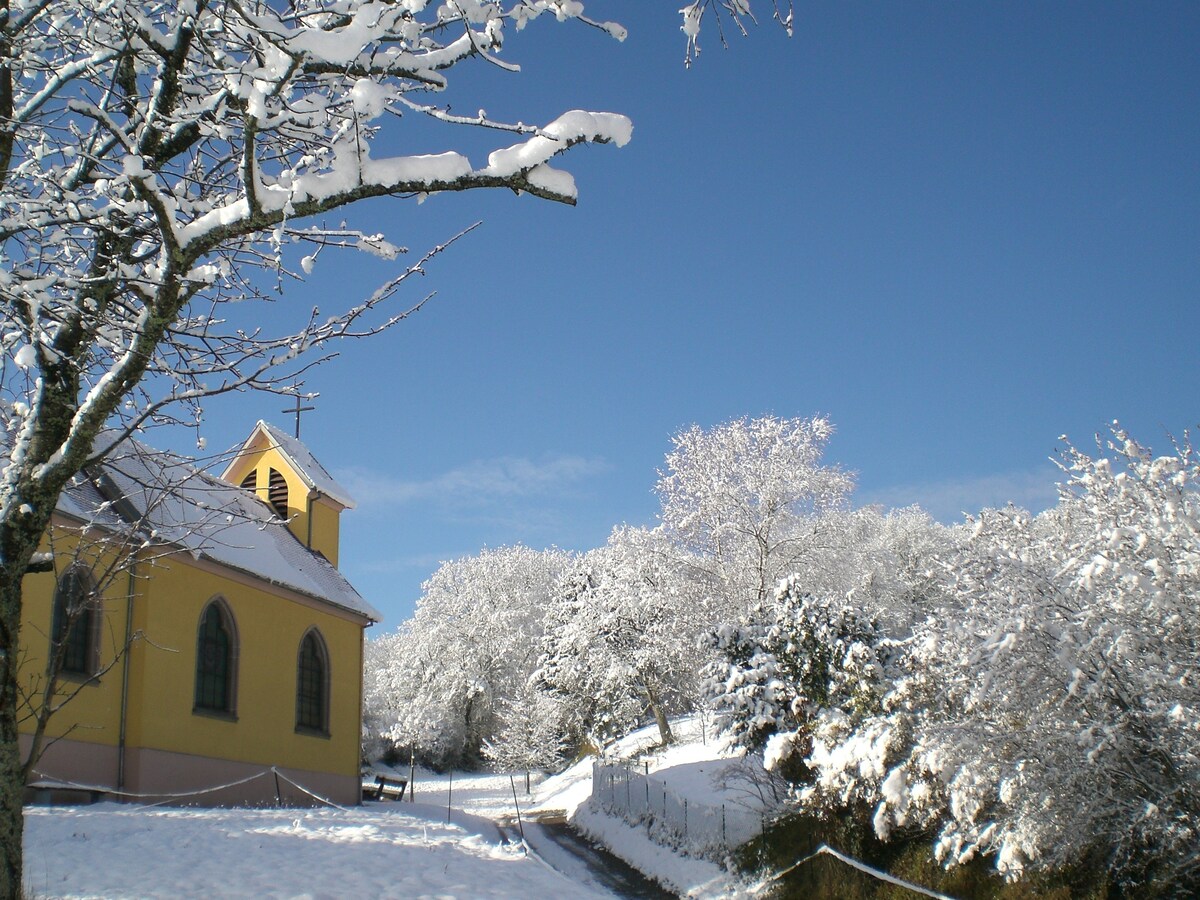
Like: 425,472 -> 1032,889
482,683 -> 569,786
679,1 -> 796,66
362,622 -> 427,765
535,525 -> 706,749
800,425 -> 1200,892
702,507 -> 945,776
365,545 -> 571,768
704,577 -> 888,780
531,565 -> 642,752
656,415 -> 855,619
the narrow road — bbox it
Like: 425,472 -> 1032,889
498,813 -> 677,899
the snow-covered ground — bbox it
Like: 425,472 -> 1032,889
23,799 -> 613,900
24,717 -> 768,898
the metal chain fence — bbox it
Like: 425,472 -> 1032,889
591,759 -> 764,861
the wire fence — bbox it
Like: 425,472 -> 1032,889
591,759 -> 765,861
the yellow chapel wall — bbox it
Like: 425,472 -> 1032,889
17,525 -> 131,752
307,496 -> 340,567
123,551 -> 364,782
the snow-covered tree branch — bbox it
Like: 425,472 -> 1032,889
0,1 -> 643,888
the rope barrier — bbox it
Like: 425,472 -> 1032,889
271,767 -> 350,811
30,765 -> 347,810
753,843 -> 959,900
30,767 -> 273,804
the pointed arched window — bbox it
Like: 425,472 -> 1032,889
194,599 -> 238,716
52,567 -> 99,677
296,629 -> 329,734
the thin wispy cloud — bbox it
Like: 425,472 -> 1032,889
336,453 -> 611,509
861,466 -> 1061,524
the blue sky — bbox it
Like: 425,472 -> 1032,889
193,2 -> 1199,627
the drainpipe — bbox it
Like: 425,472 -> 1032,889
117,560 -> 137,793
358,627 -> 366,804
305,490 -> 316,550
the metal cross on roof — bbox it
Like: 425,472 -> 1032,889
283,392 -> 317,439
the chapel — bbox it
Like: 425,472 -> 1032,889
19,421 -> 378,806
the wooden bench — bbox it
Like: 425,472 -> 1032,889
366,775 -> 407,801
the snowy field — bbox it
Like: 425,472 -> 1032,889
24,718 -> 763,899
23,798 -> 614,900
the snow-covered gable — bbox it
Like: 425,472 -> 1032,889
61,435 -> 380,623
223,421 -> 356,510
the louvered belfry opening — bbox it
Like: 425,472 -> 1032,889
268,468 -> 288,518
240,469 -> 257,492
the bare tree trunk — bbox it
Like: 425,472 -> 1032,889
0,558 -> 38,897
0,414 -> 86,895
0,621 -> 22,899
0,686 -> 21,899
644,683 -> 674,747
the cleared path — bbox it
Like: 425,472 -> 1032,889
498,813 -> 677,900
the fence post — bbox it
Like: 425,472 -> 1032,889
722,804 -> 727,848
509,774 -> 525,843
684,798 -> 688,841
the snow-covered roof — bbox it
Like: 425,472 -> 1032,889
58,435 -> 380,623
223,421 -> 356,509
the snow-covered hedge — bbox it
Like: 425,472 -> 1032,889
712,425 -> 1200,891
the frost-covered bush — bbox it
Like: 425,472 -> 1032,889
704,577 -> 889,783
804,425 -> 1200,891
